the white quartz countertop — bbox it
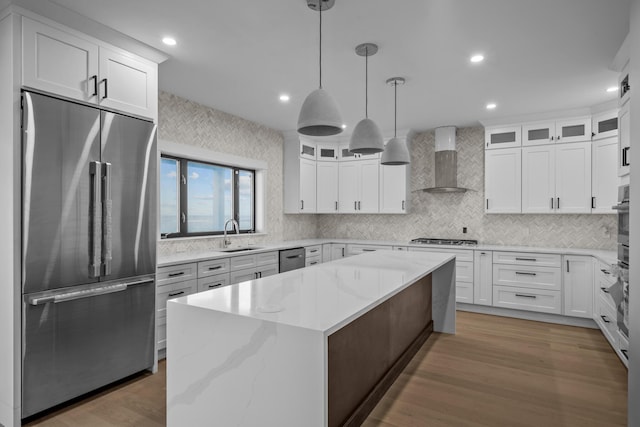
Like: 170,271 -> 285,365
157,238 -> 617,267
169,250 -> 454,335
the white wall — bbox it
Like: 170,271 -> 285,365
0,12 -> 21,427
628,0 -> 640,425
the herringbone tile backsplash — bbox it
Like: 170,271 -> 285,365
157,92 -> 616,256
317,127 -> 617,250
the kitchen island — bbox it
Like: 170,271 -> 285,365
166,250 -> 456,427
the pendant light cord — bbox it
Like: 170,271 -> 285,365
365,45 -> 368,118
319,3 -> 322,89
394,81 -> 397,137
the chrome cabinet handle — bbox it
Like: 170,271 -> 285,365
101,78 -> 108,99
168,291 -> 184,298
89,161 -> 102,278
600,315 -> 610,324
600,287 -> 610,294
515,257 -> 536,262
208,266 -> 222,270
91,75 -> 98,97
515,272 -> 537,276
515,293 -> 537,299
168,271 -> 185,277
102,162 -> 112,276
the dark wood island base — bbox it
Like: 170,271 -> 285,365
328,274 -> 433,427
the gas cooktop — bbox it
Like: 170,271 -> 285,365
410,238 -> 478,246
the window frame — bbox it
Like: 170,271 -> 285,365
160,154 -> 256,238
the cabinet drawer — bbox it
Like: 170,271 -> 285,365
456,261 -> 473,283
198,258 -> 230,278
306,255 -> 321,267
408,247 -> 473,263
346,244 -> 390,256
256,251 -> 278,267
492,286 -> 561,314
456,282 -> 473,303
157,263 -> 198,287
197,273 -> 231,292
618,331 -> 629,365
230,254 -> 257,270
596,280 -> 616,312
493,252 -> 561,268
156,279 -> 197,320
305,245 -> 322,257
230,268 -> 258,285
257,264 -> 279,279
493,264 -> 561,291
595,295 -> 618,346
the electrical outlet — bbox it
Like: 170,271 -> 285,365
462,227 -> 467,234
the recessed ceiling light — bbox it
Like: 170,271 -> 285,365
162,37 -> 177,46
606,86 -> 618,93
279,94 -> 290,102
486,103 -> 497,110
470,54 -> 484,63
341,124 -> 347,129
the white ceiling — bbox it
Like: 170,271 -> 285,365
12,0 -> 632,133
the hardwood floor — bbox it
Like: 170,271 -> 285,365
24,311 -> 627,427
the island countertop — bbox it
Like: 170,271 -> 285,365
169,250 -> 455,335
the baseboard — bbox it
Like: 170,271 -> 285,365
456,303 -> 598,329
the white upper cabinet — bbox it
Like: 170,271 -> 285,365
338,162 -> 359,213
379,164 -> 409,214
522,122 -> 556,146
359,160 -> 379,213
563,255 -> 594,318
316,143 -> 339,161
338,160 -> 379,213
554,117 -> 592,144
338,143 -> 379,160
300,140 -> 316,160
299,158 -> 317,213
485,148 -> 521,213
591,110 -> 619,140
485,126 -> 521,150
22,17 -> 158,120
592,138 -> 619,213
316,161 -> 339,213
618,101 -> 630,177
522,145 -> 555,213
98,47 -> 157,119
22,17 -> 99,103
555,142 -> 592,213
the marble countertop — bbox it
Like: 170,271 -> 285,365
158,238 -> 617,267
168,250 -> 455,335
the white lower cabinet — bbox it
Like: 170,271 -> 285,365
492,286 -> 562,314
156,263 -> 198,352
197,273 -> 231,292
408,247 -> 473,303
563,255 -> 593,318
473,251 -> 492,306
330,244 -> 347,260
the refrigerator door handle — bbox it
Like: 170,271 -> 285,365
28,283 -> 128,306
90,161 -> 103,278
102,162 -> 113,276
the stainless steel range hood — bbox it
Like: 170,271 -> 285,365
422,126 -> 468,193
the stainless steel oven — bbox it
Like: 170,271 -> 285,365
613,185 -> 629,245
613,184 -> 630,339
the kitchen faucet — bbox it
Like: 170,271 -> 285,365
223,219 -> 239,248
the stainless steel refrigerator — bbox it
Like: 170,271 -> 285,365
21,91 -> 157,418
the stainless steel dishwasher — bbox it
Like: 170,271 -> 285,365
279,247 -> 306,272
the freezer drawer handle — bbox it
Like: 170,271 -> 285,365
89,161 -> 103,278
29,283 -> 129,306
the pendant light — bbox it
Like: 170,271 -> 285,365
381,77 -> 411,165
349,43 -> 384,154
297,0 -> 343,137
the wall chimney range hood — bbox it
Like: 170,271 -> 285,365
422,126 -> 468,193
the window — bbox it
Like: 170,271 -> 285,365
160,155 -> 255,237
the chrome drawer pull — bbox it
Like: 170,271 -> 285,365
208,283 -> 223,289
515,272 -> 537,276
168,291 -> 185,297
600,287 -> 610,294
515,257 -> 537,262
621,349 -> 629,359
515,293 -> 537,299
600,269 -> 610,275
208,266 -> 222,270
168,271 -> 185,277
600,315 -> 610,324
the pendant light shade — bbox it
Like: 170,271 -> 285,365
349,43 -> 384,154
381,77 -> 410,165
298,89 -> 343,136
297,0 -> 343,137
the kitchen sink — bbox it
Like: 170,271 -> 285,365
219,247 -> 263,253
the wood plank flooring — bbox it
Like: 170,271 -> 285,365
24,311 -> 627,427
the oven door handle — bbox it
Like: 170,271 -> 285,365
612,204 -> 629,211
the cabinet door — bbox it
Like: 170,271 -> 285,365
299,158 -> 317,213
316,162 -> 339,213
331,244 -> 346,260
522,122 -> 556,146
485,126 -> 521,149
473,251 -> 493,306
555,142 -> 591,213
522,146 -> 555,213
555,117 -> 591,143
592,110 -> 618,140
618,102 -> 630,177
257,264 -> 279,279
22,17 -> 99,103
359,160 -> 379,213
485,148 -> 521,213
230,268 -> 258,284
591,138 -> 619,213
338,162 -> 359,213
563,255 -> 593,318
379,164 -> 408,213
300,140 -> 316,160
339,145 -> 357,161
98,47 -> 157,119
317,143 -> 339,161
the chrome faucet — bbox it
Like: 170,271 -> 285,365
223,219 -> 239,248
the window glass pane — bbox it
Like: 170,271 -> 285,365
160,157 -> 179,234
238,170 -> 254,230
186,161 -> 233,233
